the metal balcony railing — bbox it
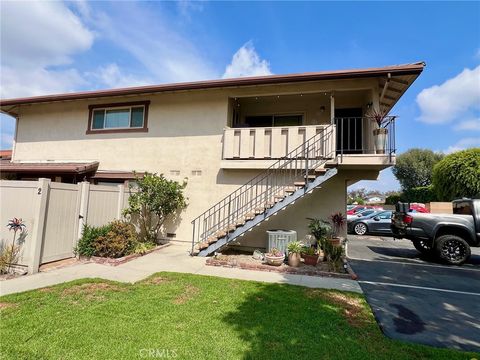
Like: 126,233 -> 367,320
334,116 -> 396,162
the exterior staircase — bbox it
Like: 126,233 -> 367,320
191,125 -> 338,256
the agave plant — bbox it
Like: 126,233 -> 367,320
7,218 -> 26,247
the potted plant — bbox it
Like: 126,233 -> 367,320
329,212 -> 346,246
287,241 -> 302,267
301,246 -> 319,266
366,107 -> 392,154
264,247 -> 285,266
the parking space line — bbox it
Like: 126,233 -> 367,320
358,280 -> 480,296
346,255 -> 480,272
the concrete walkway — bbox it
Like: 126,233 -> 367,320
0,243 -> 361,296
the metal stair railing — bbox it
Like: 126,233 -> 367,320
191,125 -> 336,254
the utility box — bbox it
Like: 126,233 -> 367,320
267,230 -> 297,255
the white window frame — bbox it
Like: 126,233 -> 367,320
91,105 -> 146,131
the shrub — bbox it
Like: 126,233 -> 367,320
402,185 -> 437,203
385,194 -> 401,205
432,148 -> 480,201
307,218 -> 332,241
323,240 -> 344,272
124,173 -> 187,243
0,243 -> 21,274
93,220 -> 138,258
75,224 -> 112,257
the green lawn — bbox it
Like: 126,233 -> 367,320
0,273 -> 475,360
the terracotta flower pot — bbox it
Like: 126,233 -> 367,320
329,238 -> 342,247
303,254 -> 319,266
265,254 -> 285,266
288,253 -> 301,267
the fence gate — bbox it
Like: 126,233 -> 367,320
40,182 -> 81,264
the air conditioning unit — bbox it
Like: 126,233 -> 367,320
267,230 -> 297,255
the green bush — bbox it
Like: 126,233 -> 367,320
0,243 -> 21,274
93,220 -> 138,258
432,148 -> 480,201
75,224 -> 111,257
402,185 -> 437,203
385,194 -> 401,205
307,218 -> 332,241
124,173 -> 187,243
323,240 -> 344,272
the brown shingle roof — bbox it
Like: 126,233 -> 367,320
0,161 -> 99,174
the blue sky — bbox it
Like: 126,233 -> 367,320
1,1 -> 479,191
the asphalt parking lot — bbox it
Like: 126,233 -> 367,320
347,235 -> 480,353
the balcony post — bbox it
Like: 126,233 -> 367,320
330,91 -> 335,124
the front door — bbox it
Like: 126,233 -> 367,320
335,108 -> 363,154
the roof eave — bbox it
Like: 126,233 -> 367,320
0,63 -> 425,107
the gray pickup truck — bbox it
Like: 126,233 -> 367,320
391,199 -> 480,265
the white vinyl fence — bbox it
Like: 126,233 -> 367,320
0,179 -> 128,273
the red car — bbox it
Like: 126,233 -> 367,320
409,203 -> 429,213
347,205 -> 383,215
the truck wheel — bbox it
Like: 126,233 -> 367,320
412,239 -> 433,255
354,223 -> 368,235
435,235 -> 471,265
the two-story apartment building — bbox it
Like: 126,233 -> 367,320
0,62 -> 424,255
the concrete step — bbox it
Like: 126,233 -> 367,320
245,213 -> 255,220
198,242 -> 209,250
207,236 -> 218,244
215,230 -> 227,238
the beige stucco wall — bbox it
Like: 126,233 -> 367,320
12,79 -> 381,243
231,169 -> 371,250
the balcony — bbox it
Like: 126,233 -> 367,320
221,117 -> 396,170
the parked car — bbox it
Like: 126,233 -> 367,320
391,199 -> 480,265
348,210 -> 394,235
347,209 -> 378,221
347,205 -> 383,215
409,203 -> 429,213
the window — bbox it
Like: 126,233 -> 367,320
378,211 -> 393,219
87,101 -> 150,134
243,114 -> 303,128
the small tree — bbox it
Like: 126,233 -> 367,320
432,148 -> 480,201
392,149 -> 443,191
124,173 -> 187,243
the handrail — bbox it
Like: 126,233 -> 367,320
191,125 -> 336,253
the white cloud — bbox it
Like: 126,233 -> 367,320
88,3 -> 216,83
454,118 -> 480,131
0,1 -> 94,98
223,41 -> 272,78
86,64 -> 152,89
416,65 -> 480,124
444,137 -> 480,154
1,1 -> 94,69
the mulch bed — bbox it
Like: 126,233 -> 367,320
89,243 -> 171,266
206,252 -> 354,279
